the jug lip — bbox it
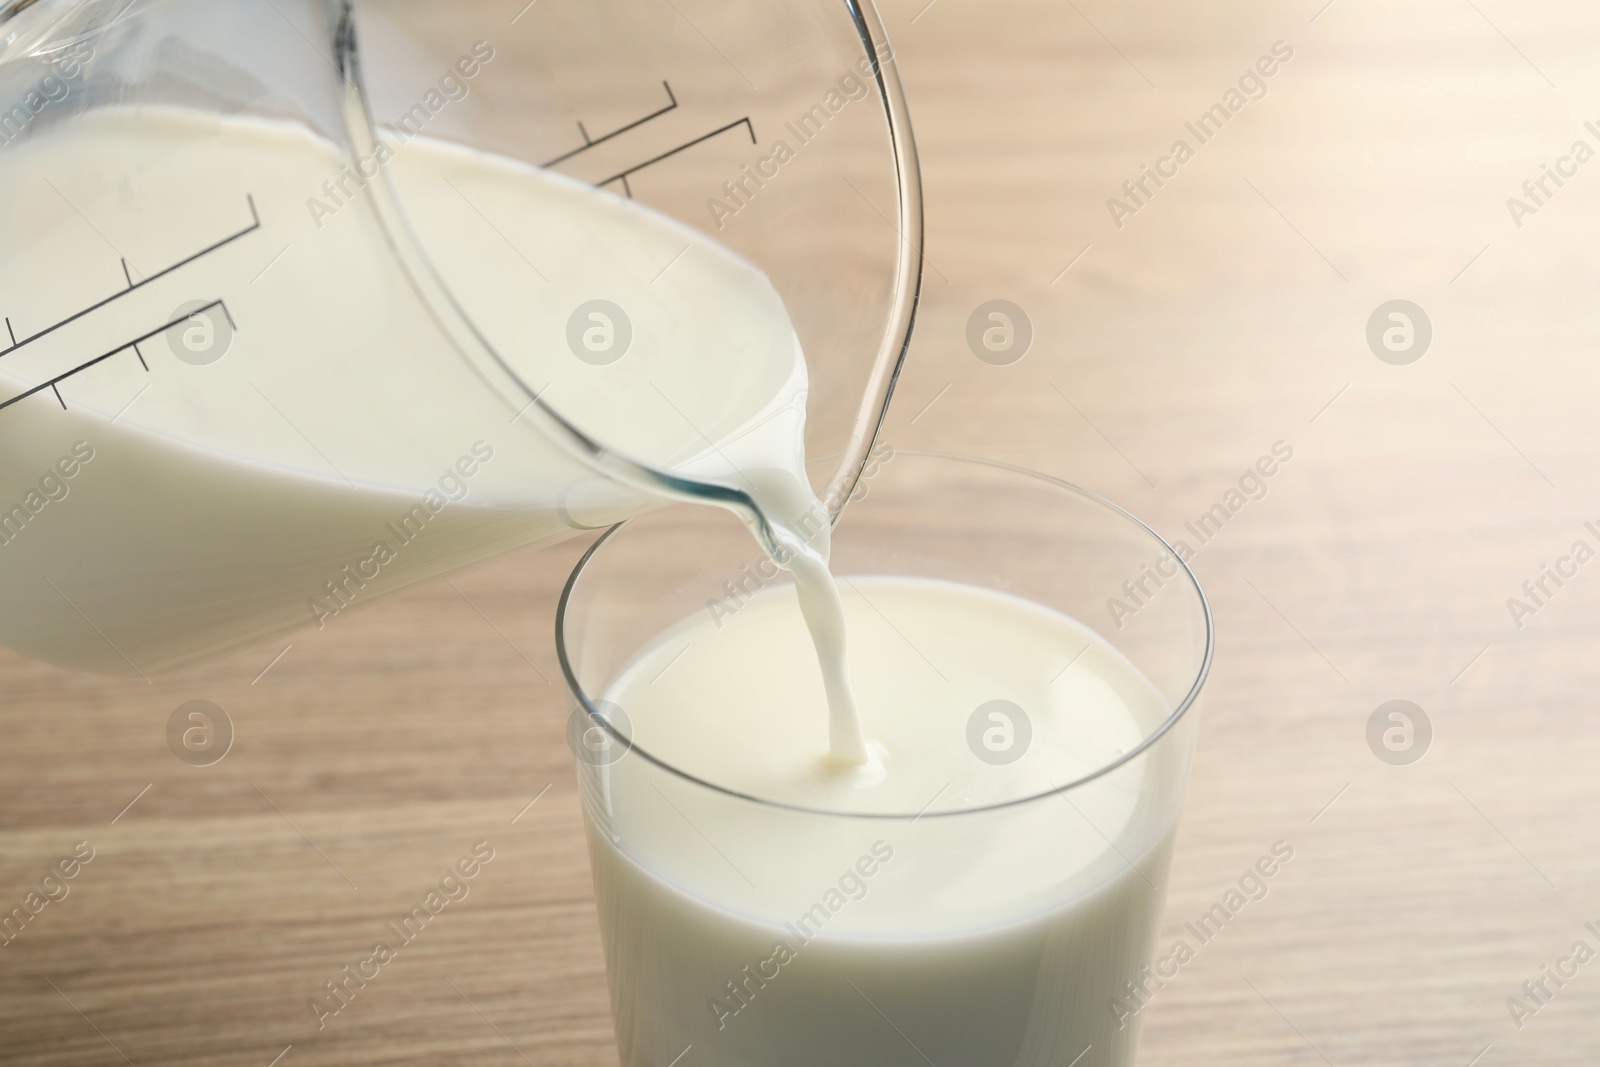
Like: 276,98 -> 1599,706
555,449 -> 1215,823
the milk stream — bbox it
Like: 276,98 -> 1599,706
0,103 -> 871,749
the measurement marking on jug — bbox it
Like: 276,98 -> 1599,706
0,299 -> 234,413
542,80 -> 679,168
599,117 -> 756,199
0,194 -> 258,360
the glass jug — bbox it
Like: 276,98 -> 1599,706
0,0 -> 921,675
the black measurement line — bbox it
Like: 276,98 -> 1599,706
132,342 -> 147,371
4,318 -> 13,346
0,299 -> 229,414
597,117 -> 756,198
121,258 -> 133,288
542,81 -> 679,168
0,194 -> 258,360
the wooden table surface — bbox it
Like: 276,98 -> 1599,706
6,0 -> 1600,1064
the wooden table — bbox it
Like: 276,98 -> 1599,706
6,0 -> 1600,1063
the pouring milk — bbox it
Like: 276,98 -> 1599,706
4,107 -> 1192,1067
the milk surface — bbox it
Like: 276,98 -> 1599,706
0,107 -> 826,674
582,577 -> 1181,1066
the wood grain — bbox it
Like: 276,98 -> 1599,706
6,0 -> 1600,1064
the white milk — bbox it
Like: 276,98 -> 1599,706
583,577 -> 1180,1067
0,108 -> 845,679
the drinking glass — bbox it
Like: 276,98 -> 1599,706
558,451 -> 1213,1067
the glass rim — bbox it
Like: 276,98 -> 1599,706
555,449 -> 1215,821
